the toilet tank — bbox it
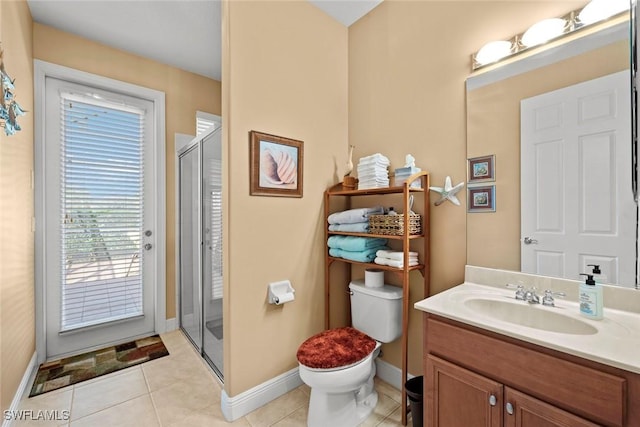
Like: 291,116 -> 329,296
349,280 -> 403,343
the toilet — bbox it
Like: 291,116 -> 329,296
296,280 -> 402,427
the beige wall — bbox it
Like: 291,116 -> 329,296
467,40 -> 629,271
348,1 -> 587,375
0,0 -> 34,412
223,0 -> 348,395
33,24 -> 222,319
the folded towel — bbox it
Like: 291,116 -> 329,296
376,250 -> 419,261
374,256 -> 419,268
327,236 -> 388,252
359,153 -> 390,164
328,222 -> 369,233
328,206 -> 384,225
330,246 -> 390,263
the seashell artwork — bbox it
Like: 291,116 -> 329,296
260,148 -> 297,185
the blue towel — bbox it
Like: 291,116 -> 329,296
329,246 -> 390,263
327,235 -> 388,252
328,222 -> 369,233
327,206 -> 384,225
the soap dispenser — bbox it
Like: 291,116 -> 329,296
578,273 -> 603,320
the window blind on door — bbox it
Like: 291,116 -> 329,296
59,92 -> 145,331
196,111 -> 220,136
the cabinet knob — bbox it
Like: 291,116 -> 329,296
506,402 -> 514,415
489,395 -> 497,406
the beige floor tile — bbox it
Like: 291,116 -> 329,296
159,330 -> 192,354
150,378 -> 221,426
297,384 -> 311,397
142,345 -> 216,392
374,378 -> 402,403
71,367 -> 148,420
377,406 -> 406,427
13,387 -> 73,427
270,406 -> 308,427
245,388 -> 308,427
162,401 -> 251,427
70,395 -> 159,427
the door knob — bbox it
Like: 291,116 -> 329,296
489,394 -> 497,406
523,237 -> 538,245
144,243 -> 152,251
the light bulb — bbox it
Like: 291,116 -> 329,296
475,41 -> 512,66
521,18 -> 567,47
579,0 -> 630,26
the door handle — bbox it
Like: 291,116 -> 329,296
523,237 -> 538,245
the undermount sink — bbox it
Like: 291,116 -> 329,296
464,297 -> 598,335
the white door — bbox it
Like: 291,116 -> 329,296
521,70 -> 636,286
43,77 -> 156,359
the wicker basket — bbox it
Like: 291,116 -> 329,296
369,213 -> 421,236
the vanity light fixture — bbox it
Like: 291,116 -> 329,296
472,0 -> 630,70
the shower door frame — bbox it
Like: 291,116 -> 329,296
177,127 -> 224,381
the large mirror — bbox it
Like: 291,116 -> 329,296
466,7 -> 638,289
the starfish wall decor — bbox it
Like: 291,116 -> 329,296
429,176 -> 464,206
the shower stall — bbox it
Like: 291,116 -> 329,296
178,126 -> 223,380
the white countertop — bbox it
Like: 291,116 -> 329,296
415,282 -> 640,374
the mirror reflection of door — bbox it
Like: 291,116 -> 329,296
521,70 -> 635,285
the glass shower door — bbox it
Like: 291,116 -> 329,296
201,130 -> 223,379
179,145 -> 202,350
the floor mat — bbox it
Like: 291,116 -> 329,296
29,335 -> 169,397
205,320 -> 223,340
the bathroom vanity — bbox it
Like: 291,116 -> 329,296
415,267 -> 640,427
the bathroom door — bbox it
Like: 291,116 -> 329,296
521,71 -> 636,285
42,77 -> 157,359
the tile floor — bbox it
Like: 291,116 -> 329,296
15,330 -> 407,426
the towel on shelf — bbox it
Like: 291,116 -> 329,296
329,246 -> 390,263
374,256 -> 420,268
376,249 -> 419,262
327,235 -> 388,252
358,153 -> 390,164
328,206 -> 384,225
328,222 -> 369,233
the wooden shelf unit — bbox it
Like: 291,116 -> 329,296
324,171 -> 430,426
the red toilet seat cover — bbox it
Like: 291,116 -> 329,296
296,326 -> 376,369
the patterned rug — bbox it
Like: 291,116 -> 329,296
29,335 -> 169,397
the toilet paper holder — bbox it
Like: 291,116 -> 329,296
268,280 -> 296,305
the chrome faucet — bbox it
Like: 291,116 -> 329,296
542,290 -> 566,307
506,284 -> 540,304
523,287 -> 540,304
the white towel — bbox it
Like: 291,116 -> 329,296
374,257 -> 419,268
376,250 -> 419,261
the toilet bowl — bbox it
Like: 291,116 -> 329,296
296,281 -> 403,427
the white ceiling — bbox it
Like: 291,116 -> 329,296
26,0 -> 383,82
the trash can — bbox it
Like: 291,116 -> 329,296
404,375 -> 423,427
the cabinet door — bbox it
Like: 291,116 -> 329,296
426,355 -> 502,427
504,387 -> 600,427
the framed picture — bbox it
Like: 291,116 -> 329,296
250,131 -> 304,197
468,155 -> 495,183
468,185 -> 496,212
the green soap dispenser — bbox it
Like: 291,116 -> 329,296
579,273 -> 603,320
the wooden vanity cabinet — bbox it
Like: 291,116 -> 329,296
423,314 -> 640,427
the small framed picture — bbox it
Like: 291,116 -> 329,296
250,130 -> 304,197
468,185 -> 495,212
468,155 -> 495,183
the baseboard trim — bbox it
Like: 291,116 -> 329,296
221,367 -> 302,421
375,358 -> 414,391
164,317 -> 177,332
2,352 -> 38,427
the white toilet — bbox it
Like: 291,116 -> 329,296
296,280 -> 402,427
